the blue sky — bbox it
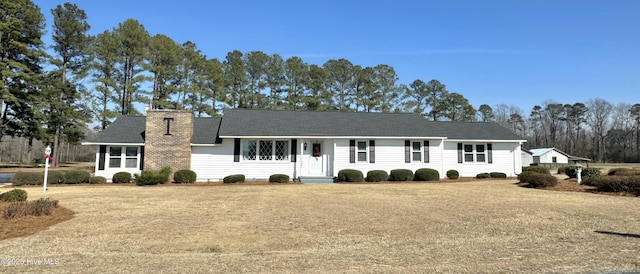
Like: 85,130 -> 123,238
33,0 -> 640,114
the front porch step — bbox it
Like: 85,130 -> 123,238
298,176 -> 335,184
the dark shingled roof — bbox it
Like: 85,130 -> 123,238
85,109 -> 524,145
218,108 -> 439,137
85,115 -> 222,144
87,115 -> 146,144
218,108 -> 524,140
192,117 -> 222,144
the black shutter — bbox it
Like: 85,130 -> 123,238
369,140 -> 375,163
98,145 -> 106,170
139,146 -> 144,170
291,139 -> 297,162
349,140 -> 356,163
424,141 -> 430,163
487,143 -> 493,164
234,138 -> 241,162
457,143 -> 463,163
405,140 -> 410,163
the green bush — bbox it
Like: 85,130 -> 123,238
174,169 -> 197,183
593,176 -> 640,194
517,171 -> 538,183
490,172 -> 507,178
135,167 -> 171,186
0,189 -> 28,202
527,172 -> 558,188
64,170 -> 91,184
89,176 -> 107,184
112,172 -> 132,183
10,172 -> 43,186
476,173 -> 491,179
522,166 -> 550,175
414,168 -> 440,181
446,170 -> 459,179
565,166 -> 601,179
389,169 -> 413,181
365,170 -> 388,182
47,171 -> 66,185
337,169 -> 364,182
223,174 -> 245,184
269,174 -> 290,183
607,168 -> 640,176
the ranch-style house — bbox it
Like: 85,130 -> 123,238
82,108 -> 527,182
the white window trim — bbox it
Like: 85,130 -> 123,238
463,143 -> 487,164
241,139 -> 290,162
411,140 -> 422,163
107,146 -> 140,169
356,140 -> 368,163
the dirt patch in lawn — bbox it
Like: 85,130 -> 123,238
0,201 -> 74,241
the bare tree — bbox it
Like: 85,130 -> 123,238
586,98 -> 613,162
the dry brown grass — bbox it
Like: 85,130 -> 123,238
0,181 -> 639,273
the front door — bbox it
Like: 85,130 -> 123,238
309,142 -> 323,175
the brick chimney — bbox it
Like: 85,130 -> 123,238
143,110 -> 193,174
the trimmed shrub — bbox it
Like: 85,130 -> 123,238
337,169 -> 365,182
46,171 -> 66,185
517,171 -> 538,183
414,168 -> 440,181
174,169 -> 197,183
476,173 -> 491,179
135,167 -> 171,186
446,170 -> 459,179
490,172 -> 507,178
607,168 -> 640,176
527,172 -> 558,188
223,174 -> 245,184
565,166 -> 602,179
389,169 -> 413,181
366,170 -> 388,182
594,176 -> 640,194
89,176 -> 107,184
0,189 -> 28,202
64,170 -> 91,184
10,172 -> 43,186
269,174 -> 290,183
112,172 -> 132,183
522,166 -> 550,175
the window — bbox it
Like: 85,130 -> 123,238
108,146 -> 139,168
109,147 -> 121,168
357,141 -> 367,162
275,141 -> 289,160
462,143 -> 488,163
243,140 -> 289,161
412,141 -> 421,162
242,140 -> 257,160
125,147 -> 138,168
552,156 -> 557,163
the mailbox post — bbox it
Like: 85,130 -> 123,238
575,164 -> 583,185
43,145 -> 51,194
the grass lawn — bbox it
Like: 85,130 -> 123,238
0,180 -> 639,273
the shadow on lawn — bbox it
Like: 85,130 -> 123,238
594,230 -> 640,239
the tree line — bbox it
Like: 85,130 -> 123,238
1,0 -> 638,164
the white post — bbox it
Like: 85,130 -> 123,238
43,145 -> 51,194
575,164 -> 583,185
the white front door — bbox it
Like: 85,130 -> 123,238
309,142 -> 324,175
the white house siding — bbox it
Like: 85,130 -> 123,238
443,142 -> 522,177
538,150 -> 569,164
522,151 -> 534,167
191,139 -> 296,181
332,139 -> 445,178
